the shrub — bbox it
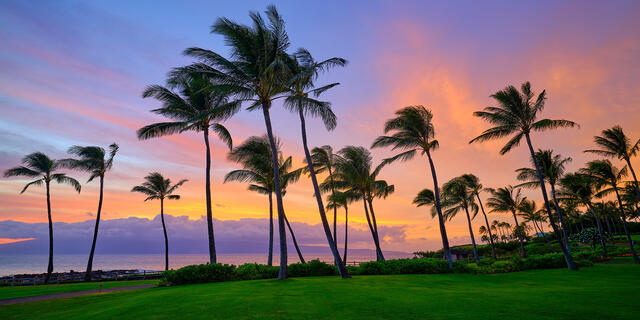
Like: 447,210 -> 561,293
236,263 -> 279,280
162,263 -> 237,285
287,260 -> 337,277
357,258 -> 456,275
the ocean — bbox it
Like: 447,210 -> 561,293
0,252 -> 413,276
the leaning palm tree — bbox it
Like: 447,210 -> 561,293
582,160 -> 638,263
558,173 -> 608,256
60,143 -> 118,281
310,146 -> 341,249
486,186 -> 528,258
283,49 -> 349,277
138,74 -> 239,265
225,136 -> 305,265
371,105 -> 453,268
441,177 -> 480,262
131,173 -> 187,271
458,174 -> 497,259
4,153 -> 81,284
176,6 -> 293,279
585,125 -> 640,202
470,81 -> 578,270
516,149 -> 572,252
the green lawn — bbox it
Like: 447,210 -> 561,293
0,280 -> 158,300
1,263 -> 638,319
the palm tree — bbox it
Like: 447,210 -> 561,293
225,136 -> 305,265
311,146 -> 341,250
138,74 -> 239,265
582,160 -> 638,263
558,173 -> 608,256
326,190 -> 358,263
441,177 -> 480,262
176,6 -> 293,279
470,81 -> 578,270
60,143 -> 118,281
4,153 -> 81,284
458,174 -> 497,259
371,105 -> 453,268
131,173 -> 187,271
486,186 -> 528,258
284,49 -> 349,277
519,200 -> 543,235
585,125 -> 640,202
516,149 -> 572,252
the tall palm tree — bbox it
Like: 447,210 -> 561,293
582,160 -> 638,263
458,174 -> 497,259
283,49 -> 349,277
131,173 -> 187,271
138,74 -> 239,265
326,190 -> 358,263
516,149 -> 572,252
4,153 -> 81,284
558,173 -> 608,256
225,136 -> 305,265
585,125 -> 640,202
486,186 -> 528,258
310,146 -> 340,249
60,143 -> 118,281
372,105 -> 453,268
441,177 -> 480,262
176,6 -> 293,279
470,81 -> 578,270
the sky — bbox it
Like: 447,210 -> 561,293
1,0 -> 639,254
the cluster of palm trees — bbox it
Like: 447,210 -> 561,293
5,6 -> 640,283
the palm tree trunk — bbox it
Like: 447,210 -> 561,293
625,158 -> 640,202
586,202 -> 608,257
343,204 -> 349,264
327,166 -> 338,246
550,184 -> 571,253
160,198 -> 169,271
613,187 -> 639,263
524,133 -> 577,270
283,213 -> 305,263
45,181 -> 53,284
297,109 -> 349,277
203,127 -> 216,264
85,175 -> 104,281
366,198 -> 385,261
464,206 -> 479,262
511,211 -> 527,258
268,192 -> 273,266
362,193 -> 384,261
425,149 -> 453,268
477,194 -> 496,259
262,105 -> 288,279
604,214 -> 612,235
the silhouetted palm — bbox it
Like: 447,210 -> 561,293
486,186 -> 528,257
582,160 -> 638,262
138,74 -> 239,265
585,125 -> 640,202
326,190 -> 359,263
283,49 -> 349,277
470,81 -> 578,270
516,149 -> 572,252
441,177 -> 480,262
131,173 -> 187,271
60,143 -> 118,281
310,146 -> 341,252
458,174 -> 497,259
372,105 -> 453,268
225,136 -> 305,264
4,153 -> 81,284
519,200 -> 543,235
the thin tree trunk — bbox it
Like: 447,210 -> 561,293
203,128 -> 216,264
283,213 -> 305,263
343,204 -> 349,264
367,198 -> 385,261
160,198 -> 169,271
268,192 -> 273,266
297,109 -> 349,277
362,193 -> 384,261
45,181 -> 53,284
464,206 -> 479,262
525,133 -> 577,270
587,202 -> 608,257
511,211 -> 527,258
625,158 -> 640,202
85,175 -> 104,281
550,184 -> 571,253
477,194 -> 496,259
262,105 -> 288,279
604,214 -> 612,235
327,166 -> 338,246
425,150 -> 453,268
613,187 -> 639,263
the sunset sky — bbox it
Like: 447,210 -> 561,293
1,0 -> 639,253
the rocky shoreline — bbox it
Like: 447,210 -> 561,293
0,269 -> 163,285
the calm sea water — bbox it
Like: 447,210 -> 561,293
0,252 -> 412,277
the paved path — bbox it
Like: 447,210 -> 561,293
0,284 -> 156,306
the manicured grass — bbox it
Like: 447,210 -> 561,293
0,264 -> 638,319
0,280 -> 158,300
